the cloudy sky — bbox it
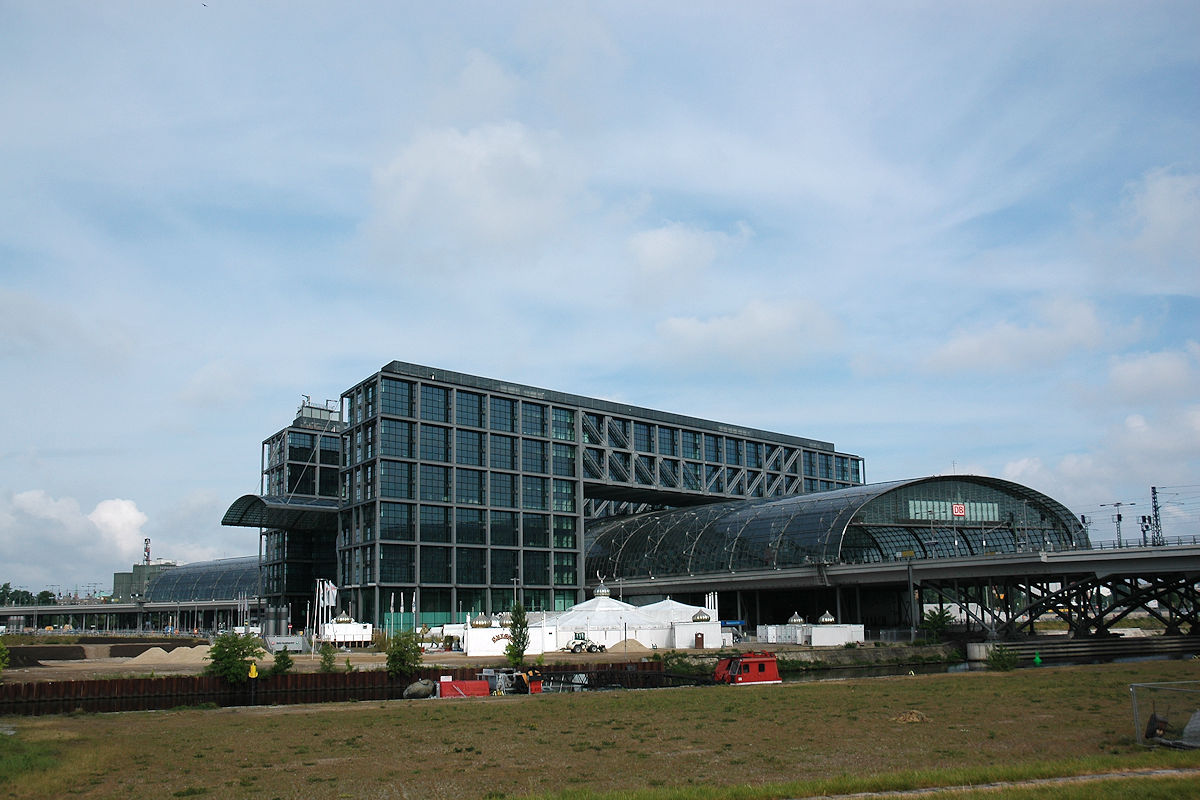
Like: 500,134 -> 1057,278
2,2 -> 1198,594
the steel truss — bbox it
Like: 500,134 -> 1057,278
919,572 -> 1200,640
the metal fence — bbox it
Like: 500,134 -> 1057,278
0,660 -> 664,716
1130,681 -> 1200,748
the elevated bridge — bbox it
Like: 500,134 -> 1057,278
608,542 -> 1200,640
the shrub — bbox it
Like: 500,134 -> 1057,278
0,637 -> 8,677
203,633 -> 265,684
986,644 -> 1020,672
318,643 -> 337,673
268,648 -> 293,677
386,630 -> 423,679
920,607 -> 955,640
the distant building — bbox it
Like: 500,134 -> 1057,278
111,561 -> 176,603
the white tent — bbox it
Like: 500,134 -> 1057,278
531,595 -> 667,650
636,598 -> 721,649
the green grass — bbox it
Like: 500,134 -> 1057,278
3,659 -> 1200,799
0,733 -> 59,776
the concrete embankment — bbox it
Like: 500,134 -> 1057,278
967,635 -> 1200,666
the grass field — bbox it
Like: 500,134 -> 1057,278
3,659 -> 1200,799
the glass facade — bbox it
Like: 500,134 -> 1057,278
306,361 -> 863,627
585,476 -> 1088,579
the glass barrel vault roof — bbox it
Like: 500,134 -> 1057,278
145,556 -> 260,602
584,476 -> 1088,579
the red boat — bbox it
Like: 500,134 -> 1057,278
713,651 -> 782,685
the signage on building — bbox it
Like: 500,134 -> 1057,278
952,503 -> 966,517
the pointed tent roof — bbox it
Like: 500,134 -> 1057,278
546,595 -> 659,630
638,598 -> 711,624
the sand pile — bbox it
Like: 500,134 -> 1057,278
127,645 -> 212,665
608,639 -> 651,653
127,647 -> 169,665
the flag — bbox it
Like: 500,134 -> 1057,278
318,579 -> 338,609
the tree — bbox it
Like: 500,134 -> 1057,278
268,647 -> 293,677
202,633 -> 266,683
35,590 -> 56,606
504,602 -> 530,668
0,638 -> 8,678
386,630 -> 423,679
318,642 -> 337,673
920,607 -> 955,640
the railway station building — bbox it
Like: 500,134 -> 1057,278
223,361 -> 866,632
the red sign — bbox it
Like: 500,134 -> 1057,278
952,503 -> 966,517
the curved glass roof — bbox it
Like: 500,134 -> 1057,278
585,476 -> 1088,579
221,494 -> 339,532
145,556 -> 260,602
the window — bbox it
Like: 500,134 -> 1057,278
419,546 -> 451,583
552,443 -> 576,477
455,468 -> 485,505
553,479 -> 576,512
746,442 -> 761,469
490,434 -> 517,470
455,391 -> 484,428
633,422 -> 654,453
379,544 -> 414,583
682,431 -> 701,460
804,451 -> 817,477
522,476 -> 548,510
658,427 -> 677,456
381,378 -> 413,417
490,397 -> 516,432
551,408 -> 575,441
419,505 -> 450,542
521,403 -> 546,437
523,550 -> 550,585
419,465 -> 450,503
491,472 -> 517,508
420,385 -> 450,422
456,548 -> 487,584
490,511 -> 517,546
380,419 -> 413,458
380,461 -> 413,499
820,453 -> 833,479
725,439 -> 742,466
320,435 -> 340,465
522,513 -> 549,547
380,502 -> 415,540
554,552 -> 577,586
455,429 -> 484,466
522,439 -> 547,473
553,516 -> 576,549
704,434 -> 721,462
455,508 -> 485,544
420,425 -> 451,462
490,548 -> 518,584
288,432 -> 315,464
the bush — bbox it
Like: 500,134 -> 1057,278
920,608 -> 955,640
203,633 -> 265,684
986,644 -> 1020,672
386,630 -> 423,679
318,643 -> 337,673
0,637 -> 8,677
268,648 -> 293,677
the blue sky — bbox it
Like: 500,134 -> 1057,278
2,2 -> 1198,592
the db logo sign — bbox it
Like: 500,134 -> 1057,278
952,503 -> 966,517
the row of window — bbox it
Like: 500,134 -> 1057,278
341,377 -> 864,484
341,504 -> 579,549
347,461 -> 578,511
341,544 -> 577,587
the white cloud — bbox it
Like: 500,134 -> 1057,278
0,491 -> 147,588
1108,343 -> 1200,404
652,298 -> 841,370
628,221 -> 751,279
925,298 -> 1106,373
1120,168 -> 1200,291
368,122 -> 583,266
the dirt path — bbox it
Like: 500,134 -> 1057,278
799,767 -> 1200,798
